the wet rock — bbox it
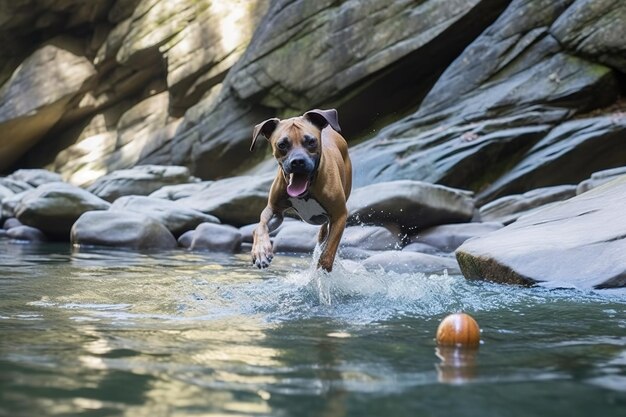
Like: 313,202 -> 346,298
239,218 -> 287,244
362,251 -> 461,275
402,242 -> 442,255
1,192 -> 26,219
3,218 -> 22,230
411,222 -> 503,253
186,223 -> 242,253
272,222 -> 319,254
8,169 -> 63,187
16,183 -> 110,239
176,175 -> 273,226
88,165 -> 193,202
0,177 -> 34,194
456,174 -> 626,289
0,44 -> 96,171
479,185 -> 577,225
338,247 -> 376,261
478,116 -> 626,203
6,225 -> 47,242
348,180 -> 475,232
177,230 -> 194,248
576,166 -> 626,195
110,195 -> 219,237
71,210 -> 177,250
340,225 -> 403,251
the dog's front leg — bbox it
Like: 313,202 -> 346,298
252,206 -> 282,269
317,211 -> 347,272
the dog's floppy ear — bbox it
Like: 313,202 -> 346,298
250,118 -> 280,151
303,109 -> 341,133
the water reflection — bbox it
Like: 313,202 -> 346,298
435,346 -> 478,384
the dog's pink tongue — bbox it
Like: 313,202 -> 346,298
287,173 -> 309,197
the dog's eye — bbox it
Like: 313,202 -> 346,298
305,137 -> 317,147
277,140 -> 289,150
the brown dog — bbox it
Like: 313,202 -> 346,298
250,109 -> 352,271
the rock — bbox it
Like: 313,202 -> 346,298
456,175 -> 626,289
87,165 -> 193,202
0,44 -> 96,171
479,185 -> 577,225
149,182 -> 211,200
8,169 -> 63,187
3,218 -> 22,230
577,166 -> 626,195
163,0 -> 511,179
16,183 -> 110,239
338,247 -> 376,261
6,225 -> 47,242
272,221 -> 319,254
239,218 -> 286,244
350,0 -> 619,192
551,0 -> 626,74
110,195 -> 219,237
362,251 -> 461,275
177,230 -> 194,248
186,223 -> 242,252
348,180 -> 475,232
0,177 -> 34,193
1,192 -> 27,219
340,225 -> 403,251
402,242 -> 442,255
411,222 -> 503,252
478,116 -> 626,203
176,175 -> 273,226
71,210 -> 177,250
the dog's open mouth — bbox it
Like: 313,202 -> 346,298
287,173 -> 310,197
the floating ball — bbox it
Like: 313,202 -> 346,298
436,313 -> 480,348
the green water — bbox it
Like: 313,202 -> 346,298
0,240 -> 625,417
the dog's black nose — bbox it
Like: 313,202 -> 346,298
290,158 -> 306,170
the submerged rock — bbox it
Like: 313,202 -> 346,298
16,183 -> 110,239
348,180 -> 475,232
456,175 -> 626,289
110,195 -> 219,237
362,251 -> 460,275
71,210 -> 177,250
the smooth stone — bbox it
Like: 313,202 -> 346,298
110,195 -> 219,237
577,166 -> 626,195
348,180 -> 475,232
401,242 -> 442,255
340,225 -> 403,251
479,185 -> 577,225
456,174 -> 626,289
6,225 -> 47,242
272,221 -> 319,254
149,181 -> 212,200
71,210 -> 177,250
177,230 -> 194,248
16,182 -> 110,239
362,251 -> 461,275
3,218 -> 22,230
187,223 -> 242,253
410,222 -> 503,252
8,169 -> 63,187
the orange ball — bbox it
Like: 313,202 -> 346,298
436,313 -> 480,348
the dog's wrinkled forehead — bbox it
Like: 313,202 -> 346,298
271,118 -> 319,144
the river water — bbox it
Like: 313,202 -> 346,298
0,239 -> 625,417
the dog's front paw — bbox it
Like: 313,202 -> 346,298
251,241 -> 274,269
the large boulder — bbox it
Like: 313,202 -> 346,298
15,182 -> 110,239
478,115 -> 626,203
110,195 -> 219,237
71,210 -> 177,250
7,169 -> 62,187
350,0 -> 620,192
175,175 -> 273,226
348,180 -> 475,232
340,225 -> 403,251
87,165 -> 193,202
182,223 -> 243,253
411,222 -> 504,253
362,251 -> 461,275
272,221 -> 319,254
456,175 -> 626,289
0,44 -> 96,171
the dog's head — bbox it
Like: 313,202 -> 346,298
250,109 -> 341,198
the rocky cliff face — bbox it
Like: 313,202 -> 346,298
1,0 -> 625,203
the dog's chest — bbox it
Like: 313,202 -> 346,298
288,196 -> 329,225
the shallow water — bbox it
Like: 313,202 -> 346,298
0,240 -> 625,417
